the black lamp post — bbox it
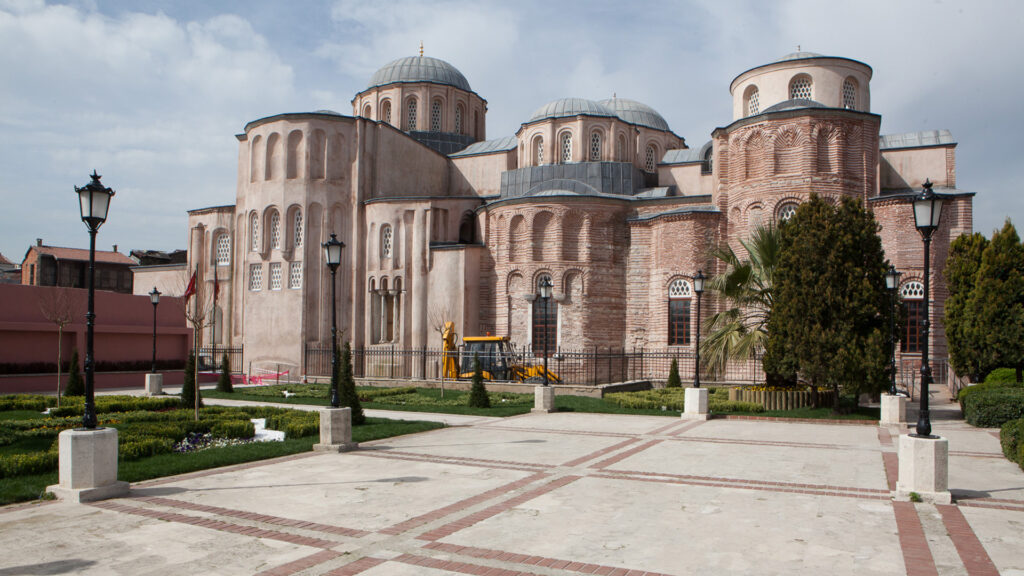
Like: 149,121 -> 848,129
74,171 -> 114,430
149,287 -> 161,374
538,277 -> 553,386
692,270 -> 705,388
912,179 -> 943,438
323,233 -> 344,408
884,266 -> 901,396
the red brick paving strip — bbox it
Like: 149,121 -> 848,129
593,471 -> 889,500
892,501 -> 939,576
379,472 -> 549,535
359,450 -> 550,473
882,452 -> 899,491
423,542 -> 675,576
937,504 -> 1001,576
877,426 -> 893,447
589,440 -> 662,469
321,556 -> 386,576
648,419 -> 688,436
417,475 -> 581,541
669,419 -> 707,437
560,438 -> 641,467
395,552 -> 551,576
132,496 -> 370,537
255,550 -> 343,576
958,499 -> 1024,513
715,415 -> 879,425
87,501 -> 337,549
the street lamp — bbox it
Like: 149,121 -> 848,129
538,276 -> 553,386
322,233 -> 344,408
692,270 -> 705,389
74,171 -> 114,429
149,287 -> 161,374
912,179 -> 943,438
885,266 -> 901,396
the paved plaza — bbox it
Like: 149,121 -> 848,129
1,401 -> 1022,575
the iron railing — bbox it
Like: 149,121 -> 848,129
198,346 -> 244,374
896,356 -> 950,400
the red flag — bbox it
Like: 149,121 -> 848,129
183,268 -> 197,300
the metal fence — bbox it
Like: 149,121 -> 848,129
198,346 -> 244,374
897,356 -> 950,400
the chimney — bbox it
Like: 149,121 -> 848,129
36,238 -> 42,246
112,244 -> 118,253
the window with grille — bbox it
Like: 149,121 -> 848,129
431,100 -> 442,133
455,106 -> 463,134
560,132 -> 572,163
790,76 -> 812,99
289,262 -> 302,289
777,202 -> 799,221
902,296 -> 924,353
249,263 -> 262,291
407,99 -> 417,130
645,144 -> 656,172
381,224 -> 393,259
216,234 -> 230,266
701,147 -> 713,174
250,213 -> 259,251
589,132 -> 601,161
668,279 -> 693,346
269,262 -> 282,290
747,87 -> 760,115
900,281 -> 924,299
293,211 -> 303,248
270,212 -> 281,249
533,137 -> 544,165
382,101 -> 392,125
616,135 -> 625,161
531,275 -> 557,355
842,79 -> 857,109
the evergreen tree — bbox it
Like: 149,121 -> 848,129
337,342 -> 365,424
467,353 -> 491,408
765,195 -> 891,411
180,351 -> 203,409
63,348 -> 84,397
944,232 -> 990,381
666,358 -> 682,388
966,220 -> 1024,382
217,353 -> 234,393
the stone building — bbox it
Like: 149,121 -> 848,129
185,50 -> 974,378
21,239 -> 135,294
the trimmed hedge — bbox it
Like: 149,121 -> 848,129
604,388 -> 765,414
0,450 -> 58,479
0,395 -> 57,412
263,411 -> 319,438
963,388 -> 1024,428
1000,418 -> 1024,465
49,396 -> 181,418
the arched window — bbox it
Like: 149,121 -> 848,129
842,78 -> 857,109
616,134 -> 626,161
532,274 -> 557,354
270,211 -> 281,250
381,100 -> 392,125
668,279 -> 692,346
701,146 -> 713,174
589,131 -> 602,161
645,144 -> 657,172
533,136 -> 544,166
901,281 -> 925,353
363,104 -> 371,118
250,213 -> 259,252
293,210 -> 303,249
560,132 -> 572,163
455,104 -> 463,134
789,75 -> 812,99
745,85 -> 760,116
215,233 -> 230,266
406,99 -> 418,131
430,100 -> 442,133
380,224 -> 393,259
777,201 -> 799,222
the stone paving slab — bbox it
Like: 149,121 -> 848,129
958,506 -> 1024,575
687,419 -> 881,447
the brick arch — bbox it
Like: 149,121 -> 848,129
772,126 -> 804,175
532,211 -> 555,262
816,123 -> 841,173
506,271 -> 528,344
509,214 -> 526,263
844,125 -> 864,178
744,129 -> 769,180
561,211 -> 585,261
561,268 -> 586,299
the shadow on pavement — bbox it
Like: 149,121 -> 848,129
0,559 -> 97,575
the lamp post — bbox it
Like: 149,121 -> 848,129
149,287 -> 161,374
323,233 -> 344,408
538,276 -> 553,386
912,180 -> 943,438
74,171 -> 114,430
692,270 -> 705,388
885,266 -> 901,396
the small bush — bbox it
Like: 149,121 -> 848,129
958,380 -> 1023,411
181,351 -> 203,410
666,359 -> 681,388
217,354 -> 233,393
0,395 -> 55,412
120,437 -> 176,461
963,388 -> 1024,428
263,411 -> 319,438
49,396 -> 180,418
0,450 -> 59,479
210,420 -> 255,439
1000,418 -> 1024,461
467,354 -> 491,409
64,349 -> 84,397
984,368 -> 1022,385
710,400 -> 764,413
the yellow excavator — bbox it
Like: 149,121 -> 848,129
440,321 -> 559,383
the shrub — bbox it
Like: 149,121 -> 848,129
210,420 -> 255,439
963,388 -> 1024,428
1000,418 -> 1024,461
337,343 -> 365,425
0,450 -> 59,479
49,396 -> 180,418
120,437 -> 176,461
64,349 -> 84,397
180,351 -> 203,410
217,353 -> 233,393
606,389 -> 687,411
359,386 -> 418,401
710,400 -> 765,413
1019,443 -> 1024,472
0,395 -> 55,412
263,411 -> 319,438
985,368 -> 1021,384
467,354 -> 490,408
666,359 -> 681,388
957,380 -> 1023,412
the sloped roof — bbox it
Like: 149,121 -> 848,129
879,130 -> 955,150
449,135 -> 518,158
29,245 -> 135,265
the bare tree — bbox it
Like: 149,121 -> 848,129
37,287 -> 82,406
174,268 -> 215,420
428,301 -> 457,397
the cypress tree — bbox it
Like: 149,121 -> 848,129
467,353 -> 491,408
337,342 -> 365,424
666,358 -> 682,388
63,348 -> 84,397
217,353 -> 234,393
966,220 -> 1024,382
180,351 -> 203,409
944,232 -> 990,381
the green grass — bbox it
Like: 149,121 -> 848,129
0,410 -> 47,421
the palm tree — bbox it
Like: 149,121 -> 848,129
700,223 -> 781,377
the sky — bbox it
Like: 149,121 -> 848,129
1,0 -> 1022,263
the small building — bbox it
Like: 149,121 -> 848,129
21,239 -> 135,294
0,253 -> 20,285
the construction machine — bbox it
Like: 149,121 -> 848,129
440,324 -> 559,383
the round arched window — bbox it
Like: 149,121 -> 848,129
900,281 -> 924,299
668,279 -> 693,299
777,202 -> 799,222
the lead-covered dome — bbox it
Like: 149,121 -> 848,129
528,98 -> 616,123
368,56 -> 471,92
599,97 -> 670,131
775,51 -> 824,62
